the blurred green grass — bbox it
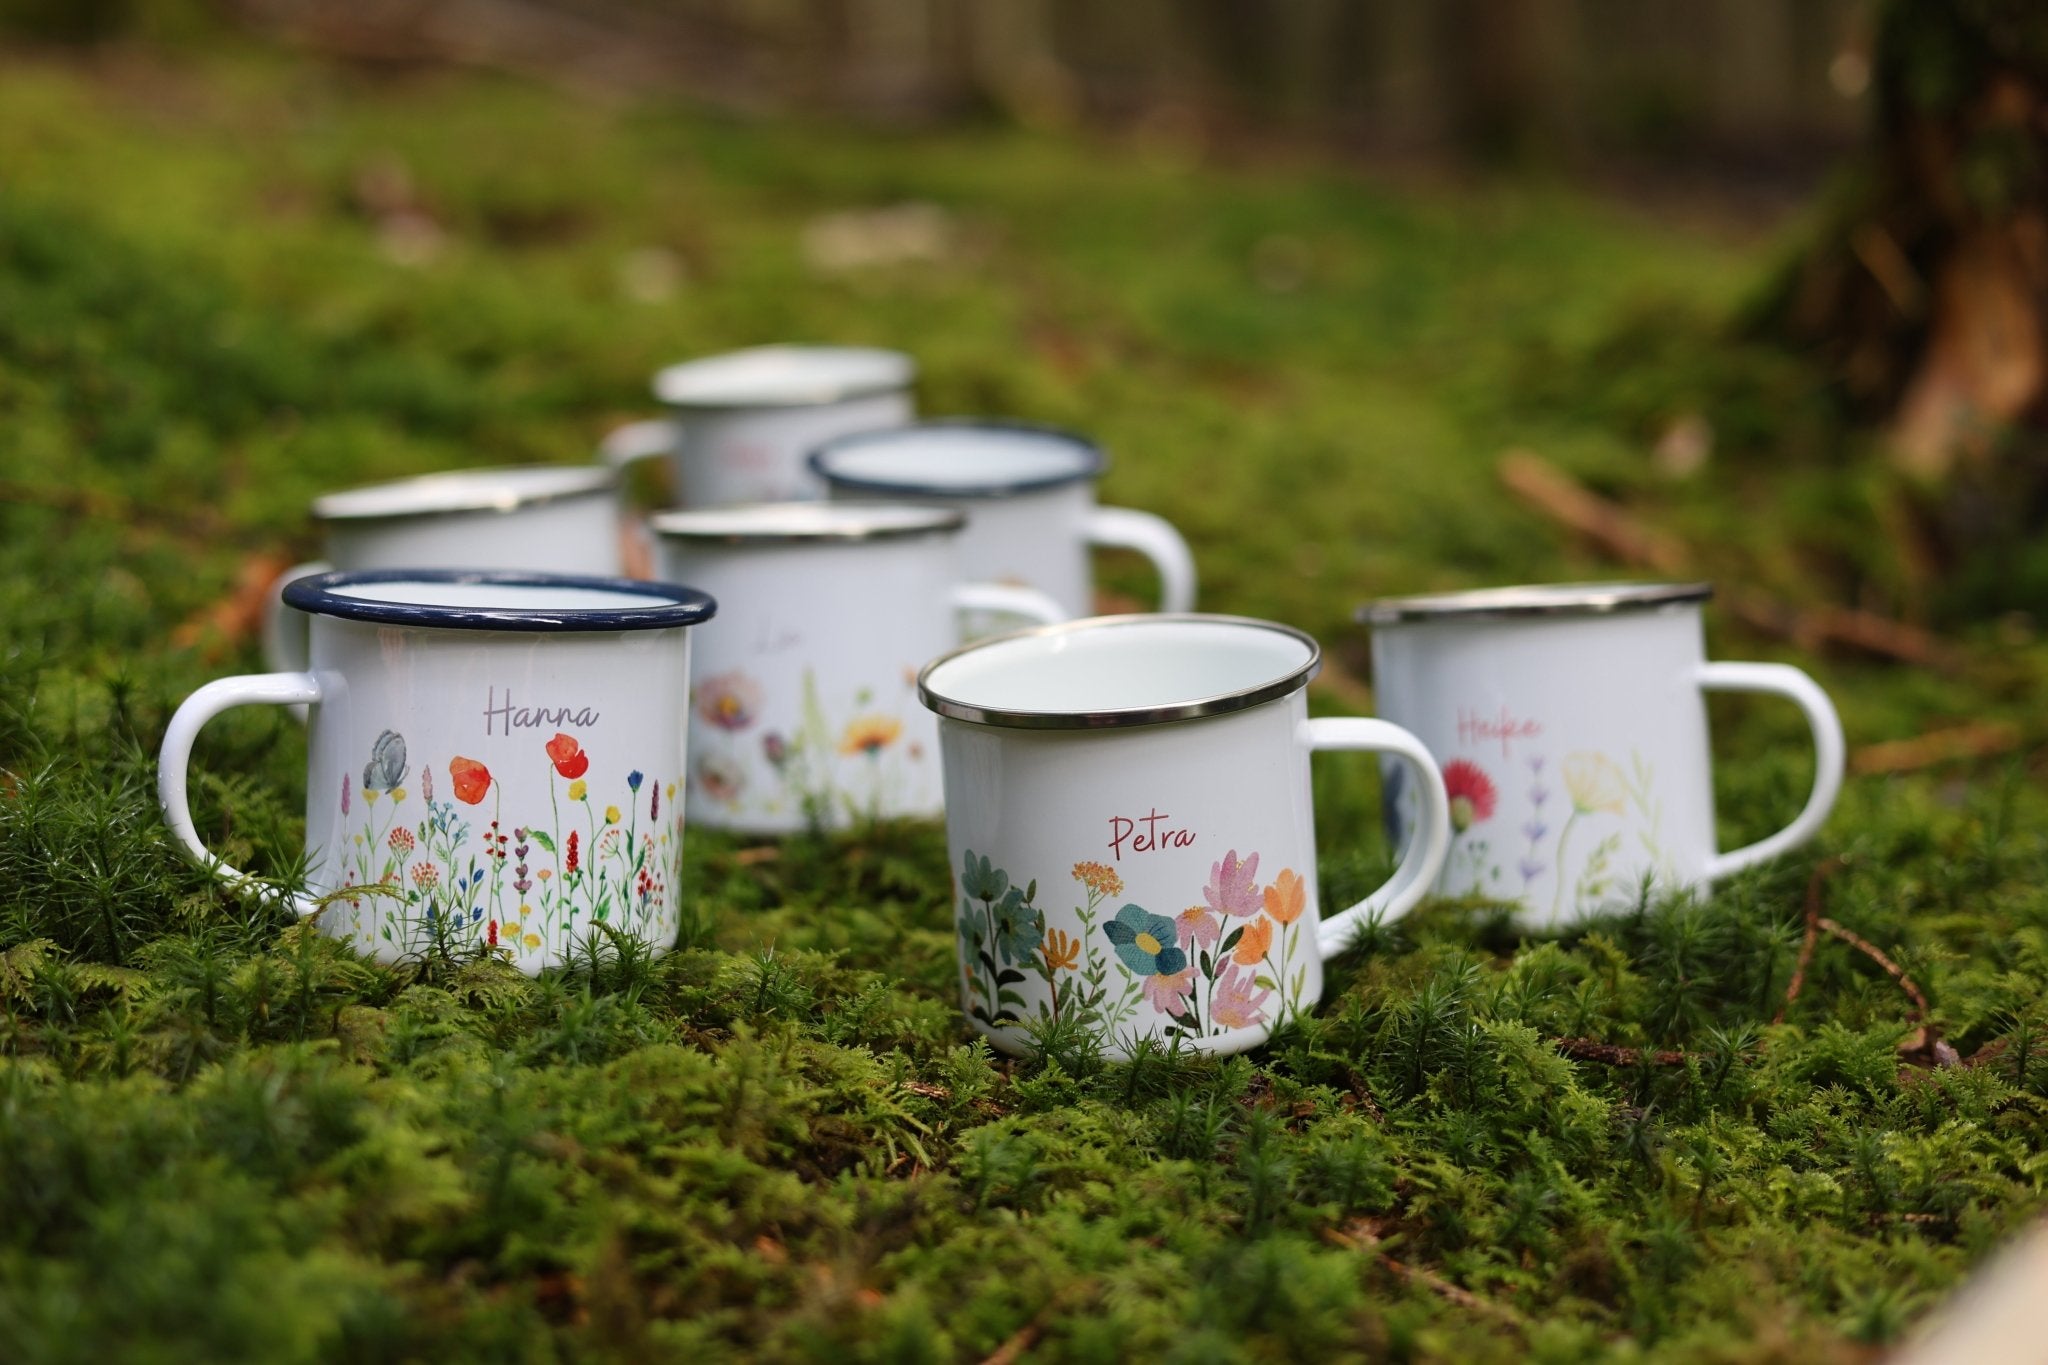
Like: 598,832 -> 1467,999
2,41 -> 2046,1365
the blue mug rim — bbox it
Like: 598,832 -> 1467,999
281,569 -> 717,633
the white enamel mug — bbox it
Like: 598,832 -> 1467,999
162,570 -> 716,973
262,465 -> 629,675
918,615 -> 1452,1058
601,345 -> 915,506
1361,582 -> 1846,927
652,503 -> 1067,834
808,421 -> 1198,621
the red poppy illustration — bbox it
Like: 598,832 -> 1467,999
1443,759 -> 1498,833
546,732 -> 589,779
449,756 -> 492,805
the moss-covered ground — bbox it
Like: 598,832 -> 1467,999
2,38 -> 2046,1364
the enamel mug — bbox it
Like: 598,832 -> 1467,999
918,615 -> 1452,1058
808,421 -> 1198,621
262,465 -> 629,675
162,570 -> 716,973
601,345 -> 915,506
1361,582 -> 1845,927
652,503 -> 1067,834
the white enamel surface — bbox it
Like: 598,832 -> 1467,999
828,477 -> 1097,619
652,345 -> 913,408
165,610 -> 698,975
939,696 -> 1326,1059
657,530 -> 962,833
923,617 -> 1312,716
300,614 -> 692,970
325,581 -> 678,612
313,466 -> 615,520
926,616 -> 1450,1060
652,502 -> 959,540
668,390 -> 913,505
320,482 -> 626,577
813,425 -> 1096,491
1371,602 -> 1836,926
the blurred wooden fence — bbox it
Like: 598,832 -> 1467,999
234,0 -> 1873,162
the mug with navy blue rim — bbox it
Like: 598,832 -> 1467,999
161,570 -> 715,973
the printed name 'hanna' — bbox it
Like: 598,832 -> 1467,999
484,686 -> 600,737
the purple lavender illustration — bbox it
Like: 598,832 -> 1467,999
1519,755 -> 1549,888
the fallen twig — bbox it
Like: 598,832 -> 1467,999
1496,450 -> 1967,671
1775,859 -> 1837,1024
1851,721 -> 2027,775
1817,916 -> 1928,1021
1323,1218 -> 1527,1327
1552,1037 -> 1690,1067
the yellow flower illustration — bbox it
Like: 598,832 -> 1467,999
568,778 -> 588,802
518,903 -> 532,918
1563,753 -> 1626,815
839,714 -> 903,757
389,787 -> 406,804
605,805 -> 620,824
523,933 -> 542,950
666,781 -> 676,800
1262,868 -> 1306,925
363,789 -> 379,806
1071,860 -> 1124,899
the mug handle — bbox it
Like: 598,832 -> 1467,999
158,671 -> 324,914
1303,717 -> 1452,959
1085,506 -> 1197,613
261,560 -> 331,675
1697,661 -> 1845,880
950,581 -> 1069,630
599,417 -> 676,469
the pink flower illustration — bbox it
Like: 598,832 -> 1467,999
1176,906 -> 1220,952
1204,849 -> 1262,919
1211,961 -> 1273,1031
695,671 -> 763,732
1442,759 -> 1498,833
1141,967 -> 1196,1017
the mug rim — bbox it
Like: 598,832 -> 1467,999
808,419 -> 1108,499
311,465 -> 618,524
650,500 -> 966,545
652,344 -> 916,410
281,569 -> 717,633
1358,580 -> 1713,626
918,613 -> 1321,730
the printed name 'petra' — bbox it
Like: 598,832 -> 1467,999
1108,809 -> 1197,861
484,686 -> 600,736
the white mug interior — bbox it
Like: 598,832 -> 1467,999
810,423 -> 1103,498
921,616 -> 1314,721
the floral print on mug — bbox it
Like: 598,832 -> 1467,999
327,728 -> 682,960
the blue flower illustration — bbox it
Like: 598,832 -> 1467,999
1102,903 -> 1187,977
989,887 -> 1044,965
960,849 -> 1008,904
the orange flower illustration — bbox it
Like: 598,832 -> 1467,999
449,756 -> 491,805
1231,916 -> 1274,967
1041,928 -> 1081,973
1071,861 -> 1124,899
1263,868 -> 1306,925
839,715 -> 903,757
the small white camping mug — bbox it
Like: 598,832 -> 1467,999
601,345 -> 915,506
1360,582 -> 1846,926
162,570 -> 716,973
808,421 -> 1198,620
262,465 -> 629,675
918,615 -> 1452,1058
652,503 -> 1067,834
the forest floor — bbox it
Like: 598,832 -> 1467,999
2,35 -> 2046,1365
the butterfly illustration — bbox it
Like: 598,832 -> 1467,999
362,729 -> 408,792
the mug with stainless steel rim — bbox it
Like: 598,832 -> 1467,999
918,614 -> 1451,1058
652,502 -> 1067,834
1360,581 -> 1845,927
164,570 -> 716,973
261,464 -> 629,675
601,344 -> 915,506
808,420 -> 1198,623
